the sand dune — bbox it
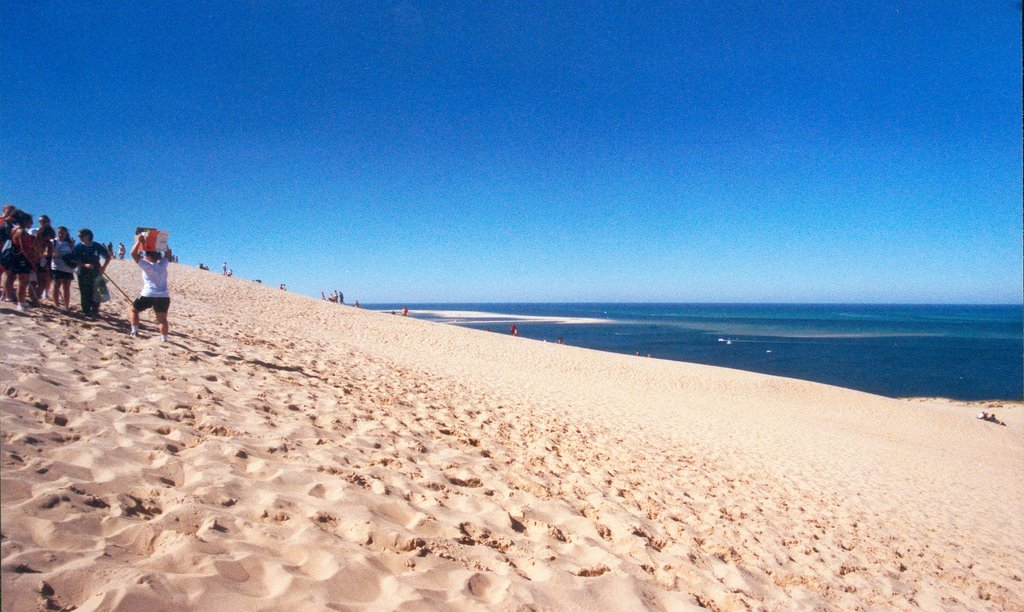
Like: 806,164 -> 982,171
2,261 -> 1021,611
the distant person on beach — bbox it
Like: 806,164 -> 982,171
117,242 -> 126,260
70,229 -> 110,317
50,226 -> 75,310
510,323 -> 518,336
403,306 -> 408,316
339,291 -> 343,305
279,283 -> 286,291
977,412 -> 1005,426
128,233 -> 172,341
222,261 -> 228,275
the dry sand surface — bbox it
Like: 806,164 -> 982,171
2,261 -> 1022,611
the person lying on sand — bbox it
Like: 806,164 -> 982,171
977,412 -> 1005,426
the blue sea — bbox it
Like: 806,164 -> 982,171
371,303 -> 1023,400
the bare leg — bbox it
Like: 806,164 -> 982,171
16,273 -> 29,304
2,270 -> 14,301
155,311 -> 169,339
56,280 -> 70,309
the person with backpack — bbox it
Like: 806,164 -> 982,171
70,228 -> 110,317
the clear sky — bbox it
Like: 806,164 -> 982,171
2,2 -> 1021,303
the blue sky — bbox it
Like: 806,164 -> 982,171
2,1 -> 1021,303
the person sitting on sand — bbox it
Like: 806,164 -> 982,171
128,233 -> 172,341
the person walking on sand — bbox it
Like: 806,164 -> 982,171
128,233 -> 172,341
50,226 -> 75,310
70,228 -> 110,317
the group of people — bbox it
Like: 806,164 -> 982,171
320,289 -> 344,304
1,205 -> 174,341
1,206 -> 110,314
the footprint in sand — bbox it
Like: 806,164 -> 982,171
465,572 -> 512,605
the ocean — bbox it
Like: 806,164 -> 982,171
370,303 -> 1023,400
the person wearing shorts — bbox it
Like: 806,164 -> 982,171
129,233 -> 172,341
50,226 -> 76,309
8,211 -> 40,311
0,205 -> 16,303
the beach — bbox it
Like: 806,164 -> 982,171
2,261 -> 1022,610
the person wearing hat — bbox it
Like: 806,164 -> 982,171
70,228 -> 110,316
128,232 -> 172,341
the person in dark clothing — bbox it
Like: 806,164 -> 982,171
7,211 -> 40,311
70,228 -> 110,316
0,205 -> 17,302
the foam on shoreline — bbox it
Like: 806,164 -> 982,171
402,309 -> 612,325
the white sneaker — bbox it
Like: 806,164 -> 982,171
16,302 -> 28,312
129,329 -> 138,337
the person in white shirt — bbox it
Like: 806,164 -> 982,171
50,226 -> 76,310
128,233 -> 172,341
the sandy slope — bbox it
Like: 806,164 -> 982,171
2,261 -> 1021,611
